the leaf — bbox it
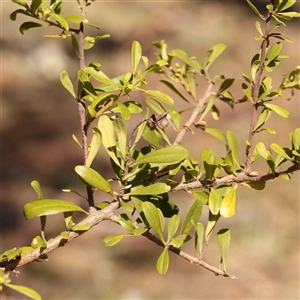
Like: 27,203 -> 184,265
64,15 -> 86,23
205,211 -> 220,239
180,198 -> 203,235
227,130 -> 240,167
156,247 -> 169,275
113,118 -> 127,160
75,165 -> 113,196
241,83 -> 252,101
265,42 -> 282,65
246,0 -> 265,19
217,229 -> 231,272
204,44 -> 227,70
126,183 -> 170,196
60,71 -> 76,98
103,234 -> 132,246
255,21 -> 263,35
31,236 -> 47,248
195,222 -> 205,256
254,108 -> 271,131
133,227 -> 148,236
277,0 -> 296,11
160,80 -> 191,103
83,36 -> 95,50
30,180 -> 43,200
5,284 -> 41,300
209,188 -> 221,215
86,127 -> 102,168
98,115 -> 122,168
292,128 -> 300,150
167,215 -> 180,243
220,185 -> 237,218
11,0 -> 29,8
19,22 -> 44,34
142,201 -> 165,242
72,224 -> 91,231
132,40 -> 142,73
204,128 -> 227,144
169,49 -> 201,71
139,89 -> 174,105
170,234 -> 188,248
24,200 -> 88,220
49,12 -> 69,30
217,78 -> 234,95
131,146 -> 188,167
270,143 -> 291,159
30,0 -> 45,14
264,103 -> 289,118
71,32 -> 81,59
241,181 -> 266,190
118,214 -> 135,232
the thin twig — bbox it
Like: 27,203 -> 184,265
172,163 -> 300,192
173,81 -> 214,145
76,0 -> 95,209
245,11 -> 272,173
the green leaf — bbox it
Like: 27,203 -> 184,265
169,49 -> 201,71
126,183 -> 171,196
167,215 -> 180,243
5,283 -> 41,300
133,227 -> 148,236
24,199 -> 88,220
254,108 -> 271,131
10,9 -> 30,21
204,128 -> 227,144
84,67 -> 117,87
86,127 -> 102,168
72,224 -> 91,231
264,103 -> 289,118
132,40 -> 142,73
64,15 -> 86,23
247,0 -> 265,19
131,146 -> 188,167
60,231 -> 70,239
217,228 -> 231,273
142,201 -> 165,242
1,248 -> 22,261
70,32 -> 81,59
241,181 -> 266,190
195,222 -> 205,256
103,234 -> 132,246
277,0 -> 296,11
31,236 -> 47,248
19,22 -> 44,34
75,165 -> 114,196
60,70 -> 76,98
220,185 -> 237,218
270,143 -> 291,159
292,128 -> 300,150
160,80 -> 191,103
31,0 -> 45,14
265,42 -> 282,65
205,211 -> 220,239
204,43 -> 227,70
30,180 -> 43,200
227,130 -> 240,167
156,247 -> 169,275
49,12 -> 69,30
180,198 -> 203,235
217,78 -> 234,95
241,83 -> 252,101
11,0 -> 29,8
113,118 -> 127,160
83,36 -> 95,50
139,89 -> 174,105
114,102 -> 131,120
255,21 -> 263,35
170,234 -> 188,248
209,188 -> 221,215
98,115 -> 122,168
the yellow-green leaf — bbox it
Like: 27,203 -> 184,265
220,185 -> 237,218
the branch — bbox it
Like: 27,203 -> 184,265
142,231 -> 237,279
77,0 -> 95,209
172,163 -> 300,192
107,215 -> 237,279
173,81 -> 214,145
244,11 -> 272,172
1,202 -> 119,271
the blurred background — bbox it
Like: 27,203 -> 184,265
1,0 -> 299,299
